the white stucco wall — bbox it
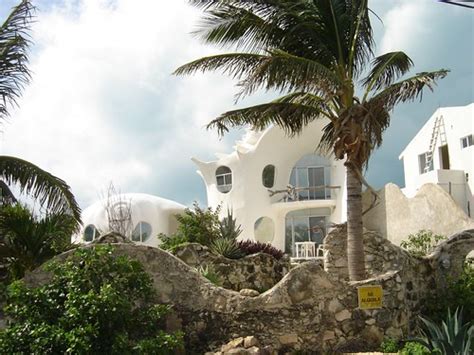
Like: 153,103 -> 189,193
192,121 -> 347,252
399,103 -> 474,216
74,193 -> 186,246
363,183 -> 474,246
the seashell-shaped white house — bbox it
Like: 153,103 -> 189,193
74,193 -> 185,246
192,120 -> 347,255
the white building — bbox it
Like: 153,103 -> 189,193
192,120 -> 347,256
74,193 -> 185,246
399,103 -> 474,217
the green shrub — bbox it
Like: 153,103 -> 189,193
158,233 -> 189,253
400,230 -> 446,257
210,237 -> 244,259
0,245 -> 183,354
196,264 -> 222,286
415,307 -> 473,355
0,204 -> 77,281
380,337 -> 400,352
422,266 -> 474,322
175,202 -> 221,245
400,341 -> 431,355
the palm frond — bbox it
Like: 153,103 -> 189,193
362,51 -> 414,95
368,69 -> 449,111
0,156 -> 81,224
195,3 -> 285,53
0,0 -> 34,123
236,49 -> 341,99
348,0 -> 374,77
174,50 -> 341,100
207,93 -> 328,136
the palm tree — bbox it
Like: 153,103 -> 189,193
175,0 -> 448,280
0,1 -> 81,223
0,204 -> 76,280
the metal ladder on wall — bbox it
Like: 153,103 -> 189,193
424,115 -> 447,173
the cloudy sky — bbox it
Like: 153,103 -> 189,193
0,0 -> 472,209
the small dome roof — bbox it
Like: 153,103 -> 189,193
76,193 -> 186,245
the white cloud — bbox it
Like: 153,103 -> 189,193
1,0 -> 242,207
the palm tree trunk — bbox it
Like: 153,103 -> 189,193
346,164 -> 366,281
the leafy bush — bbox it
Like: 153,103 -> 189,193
159,202 -> 222,251
175,202 -> 221,245
237,240 -> 284,259
400,230 -> 446,257
400,341 -> 430,355
380,337 -> 400,352
422,266 -> 474,322
0,204 -> 77,280
196,264 -> 222,286
415,307 -> 473,355
158,233 -> 189,253
210,237 -> 244,259
0,245 -> 183,354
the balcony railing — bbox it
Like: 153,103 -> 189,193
268,185 -> 340,202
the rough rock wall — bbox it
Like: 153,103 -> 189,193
22,229 -> 474,353
362,183 -> 474,245
173,243 -> 290,291
23,245 -> 409,353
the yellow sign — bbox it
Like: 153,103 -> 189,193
358,285 -> 383,309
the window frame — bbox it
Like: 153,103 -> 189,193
131,221 -> 152,243
84,224 -> 99,242
262,164 -> 276,188
215,166 -> 232,193
418,152 -> 434,175
460,134 -> 473,149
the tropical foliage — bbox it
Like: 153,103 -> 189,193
210,237 -> 243,259
175,0 -> 448,280
160,203 -> 222,251
400,230 -> 446,257
421,265 -> 474,323
237,239 -> 284,260
0,204 -> 76,280
0,246 -> 183,354
0,1 -> 81,223
415,307 -> 473,355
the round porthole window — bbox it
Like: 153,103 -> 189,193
131,222 -> 152,242
262,165 -> 275,188
216,166 -> 232,193
84,224 -> 100,242
254,217 -> 275,243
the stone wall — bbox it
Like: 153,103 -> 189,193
21,229 -> 474,353
173,243 -> 290,292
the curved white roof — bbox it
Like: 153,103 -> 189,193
76,193 -> 186,245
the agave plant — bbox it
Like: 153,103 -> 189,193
195,264 -> 222,286
416,307 -> 473,355
219,209 -> 242,240
210,237 -> 243,259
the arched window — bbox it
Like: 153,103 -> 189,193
262,165 -> 275,188
131,222 -> 152,242
215,166 -> 232,193
289,154 -> 331,201
254,217 -> 275,243
84,224 -> 100,242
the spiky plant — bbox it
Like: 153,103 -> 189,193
0,204 -> 76,280
210,237 -> 244,259
416,307 -> 473,355
219,209 -> 242,240
175,0 -> 448,281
